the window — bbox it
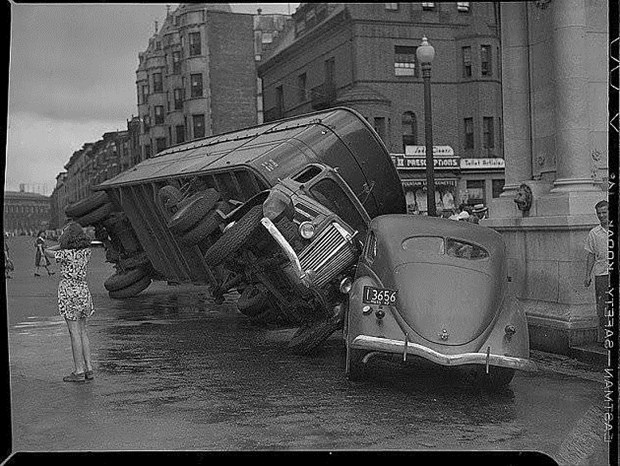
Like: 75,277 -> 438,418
141,84 -> 149,104
143,115 -> 151,132
298,73 -> 307,103
174,88 -> 184,110
310,178 -> 367,235
364,232 -> 377,262
276,85 -> 284,114
155,41 -> 162,51
462,46 -> 472,78
385,3 -> 399,10
402,111 -> 417,149
457,2 -> 470,12
153,73 -> 163,93
189,32 -> 201,56
325,57 -> 335,86
482,117 -> 494,149
421,2 -> 435,10
262,32 -> 273,44
176,125 -> 185,144
481,45 -> 492,76
144,144 -> 152,159
154,106 -> 165,125
464,118 -> 474,149
446,238 -> 488,260
190,73 -> 203,98
395,45 -> 417,77
492,179 -> 505,198
193,114 -> 205,139
156,137 -> 167,153
172,51 -> 182,74
374,117 -> 386,142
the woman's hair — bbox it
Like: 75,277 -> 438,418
59,222 -> 91,250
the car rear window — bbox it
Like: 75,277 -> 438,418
401,236 -> 489,260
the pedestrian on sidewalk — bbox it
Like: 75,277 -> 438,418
583,200 -> 609,345
44,221 -> 95,383
34,230 -> 54,276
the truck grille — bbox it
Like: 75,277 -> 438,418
298,222 -> 357,288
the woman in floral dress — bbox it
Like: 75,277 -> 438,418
45,222 -> 95,383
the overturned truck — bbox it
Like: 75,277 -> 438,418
65,107 -> 406,353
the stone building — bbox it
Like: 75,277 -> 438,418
49,172 -> 68,230
257,2 -> 505,213
486,0 -> 608,353
135,3 -> 259,160
3,189 -> 52,235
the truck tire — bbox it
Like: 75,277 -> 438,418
104,267 -> 148,292
118,252 -> 151,271
103,213 -> 141,253
158,185 -> 183,215
179,201 -> 232,246
74,202 -> 114,227
203,204 -> 263,266
65,191 -> 109,218
108,275 -> 152,299
288,317 -> 341,355
236,284 -> 269,317
167,188 -> 220,234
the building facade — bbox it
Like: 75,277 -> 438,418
486,0 -> 608,353
3,190 -> 52,235
49,172 -> 68,230
135,3 -> 259,161
258,2 -> 504,213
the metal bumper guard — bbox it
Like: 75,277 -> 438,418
351,335 -> 538,372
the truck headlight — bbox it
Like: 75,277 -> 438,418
299,221 -> 315,239
263,190 -> 294,221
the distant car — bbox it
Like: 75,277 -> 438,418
344,215 -> 537,387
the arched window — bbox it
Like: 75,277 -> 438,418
402,111 -> 417,150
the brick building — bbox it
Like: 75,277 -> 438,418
135,3 -> 262,160
258,2 -> 505,214
50,172 -> 68,230
3,189 -> 52,235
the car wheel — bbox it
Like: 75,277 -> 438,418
203,205 -> 263,266
65,191 -> 109,218
288,317 -> 341,355
179,201 -> 232,246
167,188 -> 221,234
345,347 -> 366,381
74,202 -> 114,227
157,185 -> 183,215
104,267 -> 148,292
108,275 -> 152,299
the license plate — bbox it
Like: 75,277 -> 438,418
362,286 -> 397,306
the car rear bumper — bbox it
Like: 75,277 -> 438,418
350,335 -> 538,372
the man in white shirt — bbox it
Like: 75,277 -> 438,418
584,200 -> 609,344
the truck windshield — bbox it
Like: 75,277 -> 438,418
310,178 -> 367,234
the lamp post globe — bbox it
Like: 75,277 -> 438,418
417,36 -> 437,217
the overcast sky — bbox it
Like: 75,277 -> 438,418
5,3 -> 299,194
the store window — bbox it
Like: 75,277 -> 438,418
462,46 -> 472,78
481,45 -> 492,76
402,111 -> 417,149
395,45 -> 417,77
466,180 -> 485,205
464,118 -> 474,149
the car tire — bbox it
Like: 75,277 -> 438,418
157,185 -> 183,215
65,191 -> 109,218
236,284 -> 269,317
179,201 -> 232,246
288,317 -> 341,355
345,347 -> 366,381
108,275 -> 152,299
74,202 -> 114,227
104,267 -> 148,292
203,204 -> 263,266
167,188 -> 221,234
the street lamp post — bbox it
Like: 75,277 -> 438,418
416,37 -> 436,217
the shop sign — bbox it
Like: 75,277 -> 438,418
460,158 -> 505,169
405,145 -> 454,156
391,154 -> 460,170
401,179 -> 457,188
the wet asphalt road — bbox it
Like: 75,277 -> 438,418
4,235 -> 612,463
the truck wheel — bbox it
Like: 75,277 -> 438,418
203,204 -> 263,266
104,267 -> 148,292
108,275 -> 152,299
157,185 -> 183,215
118,252 -> 151,271
179,201 -> 232,246
65,191 -> 109,218
167,188 -> 220,234
104,213 -> 141,253
345,347 -> 366,381
74,202 -> 114,227
288,317 -> 341,355
236,284 -> 269,317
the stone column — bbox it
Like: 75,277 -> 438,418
499,1 -> 532,197
550,0 -> 598,192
